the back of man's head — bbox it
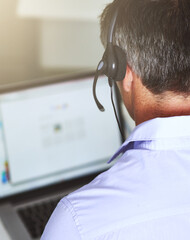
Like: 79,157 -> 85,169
100,0 -> 190,95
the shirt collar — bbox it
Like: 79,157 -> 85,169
109,115 -> 190,163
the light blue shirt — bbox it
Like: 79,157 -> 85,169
41,116 -> 190,240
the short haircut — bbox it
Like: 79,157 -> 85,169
100,0 -> 190,94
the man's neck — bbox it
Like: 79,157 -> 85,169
133,89 -> 190,125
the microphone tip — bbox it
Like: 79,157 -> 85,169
100,107 -> 105,112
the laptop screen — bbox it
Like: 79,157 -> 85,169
0,74 -> 122,198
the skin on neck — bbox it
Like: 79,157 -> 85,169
118,66 -> 190,126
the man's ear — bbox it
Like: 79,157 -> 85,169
123,66 -> 133,93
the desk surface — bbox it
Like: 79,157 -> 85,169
0,218 -> 11,240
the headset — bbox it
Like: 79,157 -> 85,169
93,8 -> 127,139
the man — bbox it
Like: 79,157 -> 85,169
41,0 -> 190,239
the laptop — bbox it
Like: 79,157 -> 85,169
0,72 -> 124,240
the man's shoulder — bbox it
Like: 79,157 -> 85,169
60,159 -> 144,238
60,145 -> 190,238
65,158 -> 131,205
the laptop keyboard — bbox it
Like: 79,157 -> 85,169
17,196 -> 62,239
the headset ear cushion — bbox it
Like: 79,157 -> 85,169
113,46 -> 127,81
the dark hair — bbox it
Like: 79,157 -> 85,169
100,0 -> 190,94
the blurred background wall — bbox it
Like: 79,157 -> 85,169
0,0 -> 39,84
0,0 -> 110,85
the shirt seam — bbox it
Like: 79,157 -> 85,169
60,197 -> 84,240
112,136 -> 190,161
85,205 -> 190,239
121,138 -> 190,152
127,135 -> 190,143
